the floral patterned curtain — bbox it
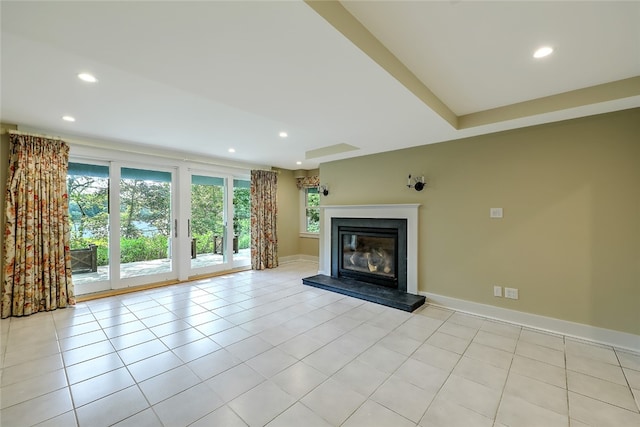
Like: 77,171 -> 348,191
250,169 -> 278,270
296,176 -> 319,189
2,132 -> 75,318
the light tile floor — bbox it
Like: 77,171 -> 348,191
1,261 -> 639,426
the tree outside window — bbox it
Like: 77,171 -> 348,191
305,187 -> 320,233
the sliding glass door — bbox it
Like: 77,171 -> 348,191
190,174 -> 227,271
67,162 -> 111,295
232,178 -> 251,266
68,162 -> 178,293
68,159 -> 249,294
188,173 -> 251,276
118,167 -> 175,283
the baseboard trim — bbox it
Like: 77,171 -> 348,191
422,292 -> 640,353
279,255 -> 319,264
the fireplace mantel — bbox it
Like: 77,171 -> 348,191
319,204 -> 420,295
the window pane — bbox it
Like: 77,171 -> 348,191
233,179 -> 251,264
190,174 -> 225,269
69,162 -> 109,178
68,163 -> 109,284
120,167 -> 172,279
192,175 -> 224,186
306,208 -> 320,232
307,191 -> 320,208
305,188 -> 320,233
122,167 -> 171,182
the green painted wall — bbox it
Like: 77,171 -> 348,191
275,168 -> 300,258
275,168 -> 320,259
320,108 -> 640,335
298,236 -> 319,258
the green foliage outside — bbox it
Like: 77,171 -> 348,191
120,178 -> 171,239
69,237 -> 109,266
306,189 -> 320,233
68,174 -> 110,266
190,183 -> 250,253
68,173 -> 173,265
68,171 -> 251,266
233,186 -> 251,249
119,235 -> 169,263
238,233 -> 250,249
190,182 -> 224,251
69,236 -> 169,267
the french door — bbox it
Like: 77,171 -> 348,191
115,165 -> 177,289
69,160 -> 250,295
68,161 -> 111,295
69,161 -> 178,294
187,172 -> 251,276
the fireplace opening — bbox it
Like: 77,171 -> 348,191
332,217 -> 407,292
341,230 -> 397,287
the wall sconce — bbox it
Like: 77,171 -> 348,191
318,184 -> 329,196
407,174 -> 425,191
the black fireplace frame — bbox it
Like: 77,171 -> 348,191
331,217 -> 407,292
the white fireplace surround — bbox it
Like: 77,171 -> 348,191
319,204 -> 420,295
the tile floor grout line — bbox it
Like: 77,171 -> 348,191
490,326 -> 521,427
564,334 -> 572,427
331,309 -> 434,426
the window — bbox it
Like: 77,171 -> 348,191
66,146 -> 252,295
119,167 -> 173,279
301,187 -> 320,236
67,162 -> 110,285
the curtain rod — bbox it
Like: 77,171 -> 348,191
3,126 -> 279,173
55,134 -> 267,172
6,129 -> 64,141
5,126 -> 270,172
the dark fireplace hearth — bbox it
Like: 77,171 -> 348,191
303,216 -> 425,312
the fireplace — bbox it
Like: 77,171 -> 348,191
331,217 -> 407,291
303,204 -> 425,312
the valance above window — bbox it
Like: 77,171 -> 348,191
296,176 -> 319,189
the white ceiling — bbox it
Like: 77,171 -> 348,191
2,1 -> 639,170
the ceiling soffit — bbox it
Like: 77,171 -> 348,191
306,1 -> 640,131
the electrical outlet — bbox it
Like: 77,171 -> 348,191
493,286 -> 502,297
490,208 -> 503,218
505,287 -> 519,299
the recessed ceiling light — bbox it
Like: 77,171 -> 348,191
228,148 -> 235,153
77,73 -> 98,83
296,161 -> 302,165
279,131 -> 288,138
62,115 -> 76,122
533,46 -> 553,59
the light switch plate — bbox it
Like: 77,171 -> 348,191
490,208 -> 503,218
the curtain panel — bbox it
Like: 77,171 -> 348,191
295,176 -> 319,189
2,132 -> 75,318
250,170 -> 278,270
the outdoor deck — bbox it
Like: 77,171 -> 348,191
72,248 -> 251,286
